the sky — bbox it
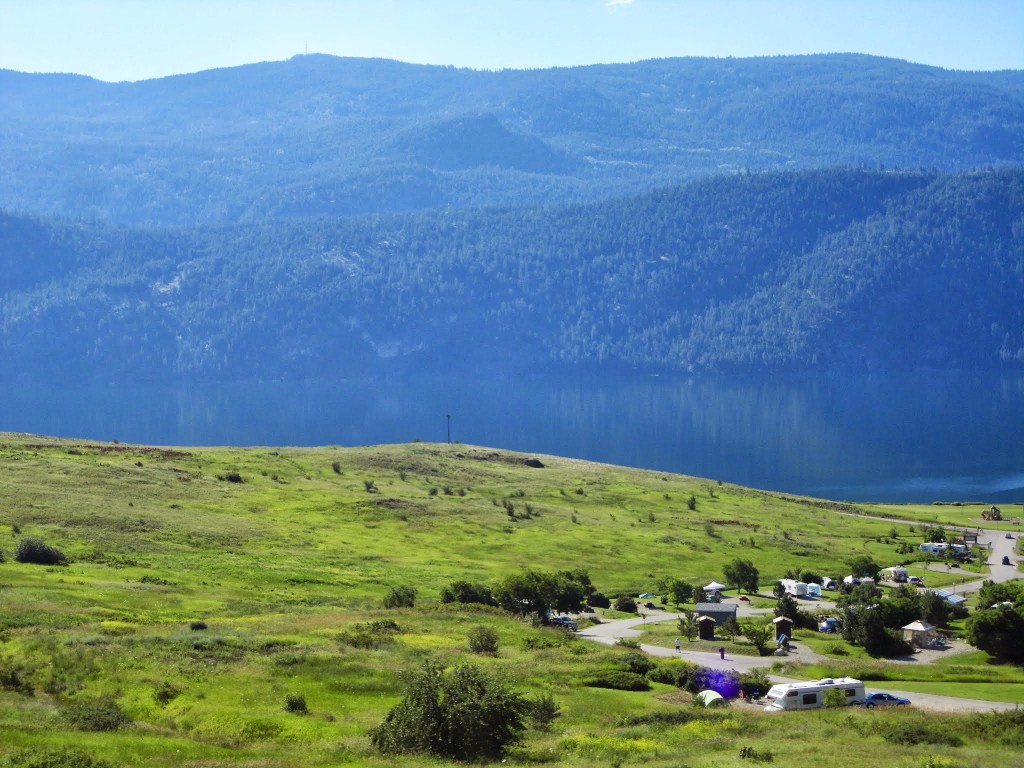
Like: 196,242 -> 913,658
1,0 -> 1022,82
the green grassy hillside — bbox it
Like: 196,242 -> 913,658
0,433 -> 1020,767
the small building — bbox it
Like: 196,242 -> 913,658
697,615 -> 717,640
773,616 -> 794,642
902,620 -> 937,648
696,602 -> 737,627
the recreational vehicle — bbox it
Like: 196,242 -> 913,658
764,677 -> 865,711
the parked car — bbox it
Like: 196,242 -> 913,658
860,692 -> 911,708
1002,555 -> 1012,566
1006,533 -> 1014,539
818,617 -> 841,633
908,576 -> 924,586
549,616 -> 578,631
643,601 -> 657,609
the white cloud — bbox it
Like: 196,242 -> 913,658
605,0 -> 635,7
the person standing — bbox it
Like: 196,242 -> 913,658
675,638 -> 681,653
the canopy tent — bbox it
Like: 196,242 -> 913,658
902,620 -> 937,648
703,581 -> 727,591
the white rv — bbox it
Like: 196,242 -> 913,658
764,677 -> 865,711
778,579 -> 809,597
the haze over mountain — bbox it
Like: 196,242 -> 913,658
1,54 -> 1022,383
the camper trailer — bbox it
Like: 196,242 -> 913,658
778,579 -> 808,597
764,677 -> 865,711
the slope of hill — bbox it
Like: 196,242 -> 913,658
0,434 -> 1021,767
2,167 -> 1022,381
1,54 -> 1023,225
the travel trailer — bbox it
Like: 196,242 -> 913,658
764,677 -> 865,711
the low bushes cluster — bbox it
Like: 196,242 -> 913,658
467,625 -> 499,654
4,747 -> 115,768
883,722 -> 963,747
60,695 -> 131,731
582,671 -> 650,691
337,620 -> 402,649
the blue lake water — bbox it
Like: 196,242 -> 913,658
1,371 -> 1022,504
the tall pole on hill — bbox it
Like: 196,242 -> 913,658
446,414 -> 451,444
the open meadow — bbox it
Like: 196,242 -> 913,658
0,433 -> 1021,767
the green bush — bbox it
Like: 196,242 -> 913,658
14,537 -> 66,566
337,621 -> 401,649
883,722 -> 963,747
369,660 -> 527,761
583,671 -> 651,691
0,656 -> 34,696
283,692 -> 308,714
527,693 -> 561,730
613,595 -> 637,613
153,680 -> 182,706
440,580 -> 492,604
468,625 -> 500,654
383,585 -> 417,608
4,747 -> 115,768
61,695 -> 131,731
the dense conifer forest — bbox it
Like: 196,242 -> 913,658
1,54 -> 1022,382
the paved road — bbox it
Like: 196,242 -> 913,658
579,611 -> 1018,711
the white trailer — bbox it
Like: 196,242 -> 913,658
778,579 -> 808,597
764,677 -> 865,711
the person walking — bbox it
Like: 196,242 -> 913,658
675,637 -> 681,653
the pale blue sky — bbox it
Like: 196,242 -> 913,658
1,0 -> 1021,82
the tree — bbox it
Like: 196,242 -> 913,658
468,625 -> 500,654
664,578 -> 694,607
723,559 -> 759,594
966,607 -> 1024,662
741,621 -> 773,656
721,616 -> 741,642
14,537 -> 66,566
847,555 -> 880,581
492,569 -> 589,619
678,610 -> 699,641
369,661 -> 527,761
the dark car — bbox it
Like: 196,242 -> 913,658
549,616 -> 578,631
860,692 -> 910,708
1002,555 -> 1012,566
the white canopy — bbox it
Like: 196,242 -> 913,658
704,581 -> 727,591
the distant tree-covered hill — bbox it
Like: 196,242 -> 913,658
2,168 -> 1022,382
1,54 -> 1022,225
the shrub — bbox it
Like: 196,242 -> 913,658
153,680 -> 182,706
583,671 -> 651,691
883,722 -> 963,747
739,745 -> 775,762
283,693 -> 308,714
383,585 -> 417,609
61,695 -> 131,731
440,580 -> 492,604
363,479 -> 377,492
0,656 -> 34,695
468,625 -> 500,654
331,461 -> 342,474
338,621 -> 400,649
613,596 -> 637,613
369,660 -> 527,761
527,693 -> 561,730
588,592 -> 611,609
189,620 -> 208,631
648,660 -> 696,688
5,747 -> 115,768
14,537 -> 66,565
217,471 -> 243,483
622,651 -> 656,677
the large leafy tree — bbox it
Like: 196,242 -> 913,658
966,607 -> 1024,663
723,558 -> 760,594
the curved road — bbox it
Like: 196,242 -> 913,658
578,526 -> 1021,712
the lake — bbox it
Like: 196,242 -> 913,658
1,371 -> 1022,504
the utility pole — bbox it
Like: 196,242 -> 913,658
446,414 -> 451,444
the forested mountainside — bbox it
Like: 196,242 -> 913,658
1,54 -> 1023,225
2,168 -> 1022,382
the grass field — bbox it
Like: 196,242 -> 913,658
1,433 -> 1022,767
